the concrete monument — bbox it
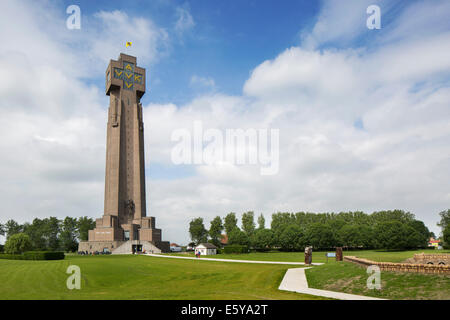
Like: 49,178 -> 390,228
78,53 -> 169,254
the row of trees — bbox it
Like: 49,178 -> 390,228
0,217 -> 95,252
189,210 -> 437,251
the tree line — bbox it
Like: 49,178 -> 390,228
0,217 -> 96,252
189,209 -> 447,251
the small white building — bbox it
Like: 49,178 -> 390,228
195,243 -> 217,255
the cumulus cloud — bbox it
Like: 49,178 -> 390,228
143,1 -> 450,241
301,0 -> 379,49
0,0 -> 448,245
0,1 -> 169,242
90,10 -> 169,66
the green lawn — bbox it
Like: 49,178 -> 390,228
306,261 -> 450,300
168,248 -> 450,263
2,250 -> 448,300
0,254 -> 326,300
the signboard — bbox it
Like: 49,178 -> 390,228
325,252 -> 336,262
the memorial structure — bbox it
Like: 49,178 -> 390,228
78,53 -> 170,254
304,246 -> 312,265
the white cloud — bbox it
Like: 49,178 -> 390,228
0,1 -> 169,241
301,0 -> 379,49
90,10 -> 169,66
0,0 -> 448,246
189,75 -> 216,89
142,2 -> 450,241
174,6 -> 195,35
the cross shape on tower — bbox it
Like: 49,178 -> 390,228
113,61 -> 143,91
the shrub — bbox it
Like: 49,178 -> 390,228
223,245 -> 249,254
23,251 -> 65,260
4,233 -> 32,254
0,251 -> 65,260
0,253 -> 24,260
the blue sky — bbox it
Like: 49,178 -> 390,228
62,0 -> 321,105
0,0 -> 449,244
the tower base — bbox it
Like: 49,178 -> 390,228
78,240 -> 170,254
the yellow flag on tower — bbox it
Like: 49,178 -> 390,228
126,41 -> 132,48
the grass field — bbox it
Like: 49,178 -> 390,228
168,248 -> 450,263
1,250 -> 449,300
306,261 -> 450,300
0,254 -> 326,300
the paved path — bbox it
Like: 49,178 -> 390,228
145,253 -> 323,265
278,267 -> 386,300
145,254 -> 384,300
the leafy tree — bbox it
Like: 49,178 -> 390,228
228,228 -> 249,246
60,217 -> 79,252
252,228 -> 274,250
44,217 -> 61,251
4,233 -> 32,254
443,224 -> 450,248
404,226 -> 425,249
241,211 -> 255,236
358,225 -> 375,248
189,218 -> 208,245
438,209 -> 450,230
374,221 -> 421,250
337,224 -> 374,249
77,216 -> 95,241
327,219 -> 346,245
371,210 -> 415,225
338,224 -> 362,248
278,225 -> 303,251
4,219 -> 23,239
208,216 -> 223,247
257,214 -> 265,230
271,212 -> 294,235
374,221 -> 401,249
408,220 -> 430,248
0,223 -> 5,236
23,218 -> 47,250
224,212 -> 238,234
304,223 -> 335,250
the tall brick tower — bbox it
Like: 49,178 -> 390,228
78,53 -> 169,254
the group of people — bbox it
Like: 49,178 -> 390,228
195,251 -> 202,258
77,250 -> 111,255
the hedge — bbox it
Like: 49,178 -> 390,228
223,245 -> 249,254
0,251 -> 65,260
